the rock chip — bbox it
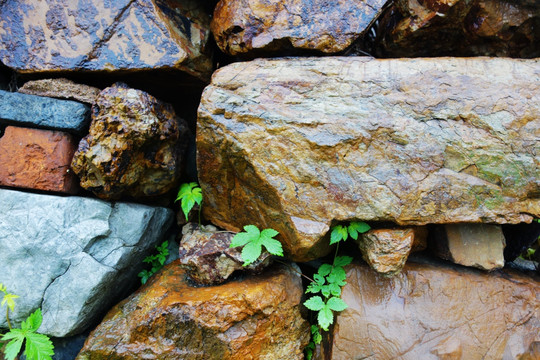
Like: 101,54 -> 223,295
197,57 -> 539,262
331,260 -> 540,359
76,261 -> 310,360
0,126 -> 79,194
19,78 -> 101,105
0,188 -> 173,337
179,223 -> 272,285
211,0 -> 387,56
71,83 -> 189,200
433,223 -> 506,271
0,90 -> 90,134
0,0 -> 213,80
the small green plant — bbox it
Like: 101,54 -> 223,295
0,284 -> 54,360
230,225 -> 284,266
138,240 -> 169,284
175,182 -> 202,222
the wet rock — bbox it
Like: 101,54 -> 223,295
71,83 -> 189,200
76,261 -> 309,360
433,224 -> 506,270
211,0 -> 387,56
373,0 -> 540,58
0,90 -> 90,134
197,57 -> 539,262
19,78 -> 101,105
179,223 -> 272,285
357,228 -> 416,276
0,188 -> 173,337
0,0 -> 213,80
331,260 -> 540,359
0,126 -> 79,194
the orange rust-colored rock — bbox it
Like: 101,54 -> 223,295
76,261 -> 309,360
0,126 -> 79,194
331,260 -> 540,359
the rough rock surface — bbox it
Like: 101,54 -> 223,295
71,83 -> 189,200
331,260 -> 540,359
76,261 -> 310,360
197,57 -> 539,262
0,126 -> 79,194
211,0 -> 387,56
434,223 -> 506,270
0,188 -> 173,337
357,228 -> 415,276
19,78 -> 101,104
179,223 -> 272,285
0,90 -> 90,134
373,0 -> 540,58
0,0 -> 212,80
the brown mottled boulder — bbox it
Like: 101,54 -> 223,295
179,223 -> 272,285
19,78 -> 100,105
373,0 -> 540,58
71,83 -> 189,200
76,261 -> 309,360
211,0 -> 387,56
0,126 -> 79,194
197,57 -> 539,262
434,223 -> 506,271
331,260 -> 540,359
0,0 -> 212,80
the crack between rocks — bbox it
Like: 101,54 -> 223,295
40,259 -> 72,320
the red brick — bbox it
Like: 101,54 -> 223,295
0,126 -> 79,194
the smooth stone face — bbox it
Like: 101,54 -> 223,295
0,188 -> 173,337
0,90 -> 90,134
0,0 -> 213,80
211,0 -> 387,55
0,126 -> 79,194
76,261 -> 310,360
434,223 -> 506,271
71,83 -> 189,200
331,260 -> 540,359
197,57 -> 539,262
19,78 -> 101,105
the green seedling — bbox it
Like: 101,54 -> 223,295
175,182 -> 203,221
230,225 -> 284,266
138,240 -> 169,284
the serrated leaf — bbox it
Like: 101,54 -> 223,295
22,309 -> 42,332
317,264 -> 333,277
2,335 -> 24,360
327,297 -> 348,312
328,282 -> 342,296
333,256 -> 352,267
243,225 -> 261,239
0,283 -> 6,293
327,267 -> 347,286
320,284 -> 331,298
1,293 -> 19,312
348,221 -> 370,239
313,273 -> 325,285
311,326 -> 322,344
181,197 -> 196,220
304,296 -> 325,311
261,237 -> 283,257
230,232 -> 252,248
175,182 -> 197,201
317,306 -> 334,331
260,228 -> 279,239
330,226 -> 345,245
24,331 -> 54,360
241,241 -> 262,266
306,282 -> 322,294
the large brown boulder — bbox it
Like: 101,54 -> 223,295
211,0 -> 387,56
71,83 -> 189,200
0,0 -> 212,80
76,261 -> 309,360
330,260 -> 540,359
197,57 -> 539,262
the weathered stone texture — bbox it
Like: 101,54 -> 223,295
0,0 -> 213,80
197,57 -> 539,262
71,83 -> 189,200
0,126 -> 79,194
76,262 -> 309,360
0,188 -> 173,337
0,90 -> 90,134
19,78 -> 101,104
331,260 -> 540,359
211,0 -> 387,55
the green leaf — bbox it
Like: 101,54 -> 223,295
260,228 -> 279,239
2,333 -> 24,360
175,183 -> 203,220
241,241 -> 262,266
0,283 -> 6,294
230,232 -> 252,248
320,284 -> 331,298
327,297 -> 348,312
327,267 -> 347,287
24,331 -> 54,360
261,237 -> 283,257
317,264 -> 333,277
1,293 -> 19,312
333,256 -> 352,267
304,296 -> 325,311
311,325 -> 322,344
317,306 -> 334,331
348,221 -> 370,240
306,282 -> 322,294
328,282 -> 342,296
22,309 -> 42,332
330,225 -> 345,245
243,225 -> 261,239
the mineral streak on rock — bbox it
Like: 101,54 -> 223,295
19,78 -> 101,104
197,57 -> 539,262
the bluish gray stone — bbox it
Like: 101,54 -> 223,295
0,188 -> 174,337
0,90 -> 90,134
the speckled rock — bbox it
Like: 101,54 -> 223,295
179,223 -> 272,285
197,57 -> 539,262
0,0 -> 212,80
71,83 -> 189,200
211,0 -> 387,56
331,260 -> 540,359
76,261 -> 310,360
0,126 -> 79,194
19,78 -> 101,104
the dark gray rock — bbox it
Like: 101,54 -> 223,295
0,90 -> 90,134
0,188 -> 173,337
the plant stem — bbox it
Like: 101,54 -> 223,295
274,259 -> 315,283
6,307 -> 11,330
